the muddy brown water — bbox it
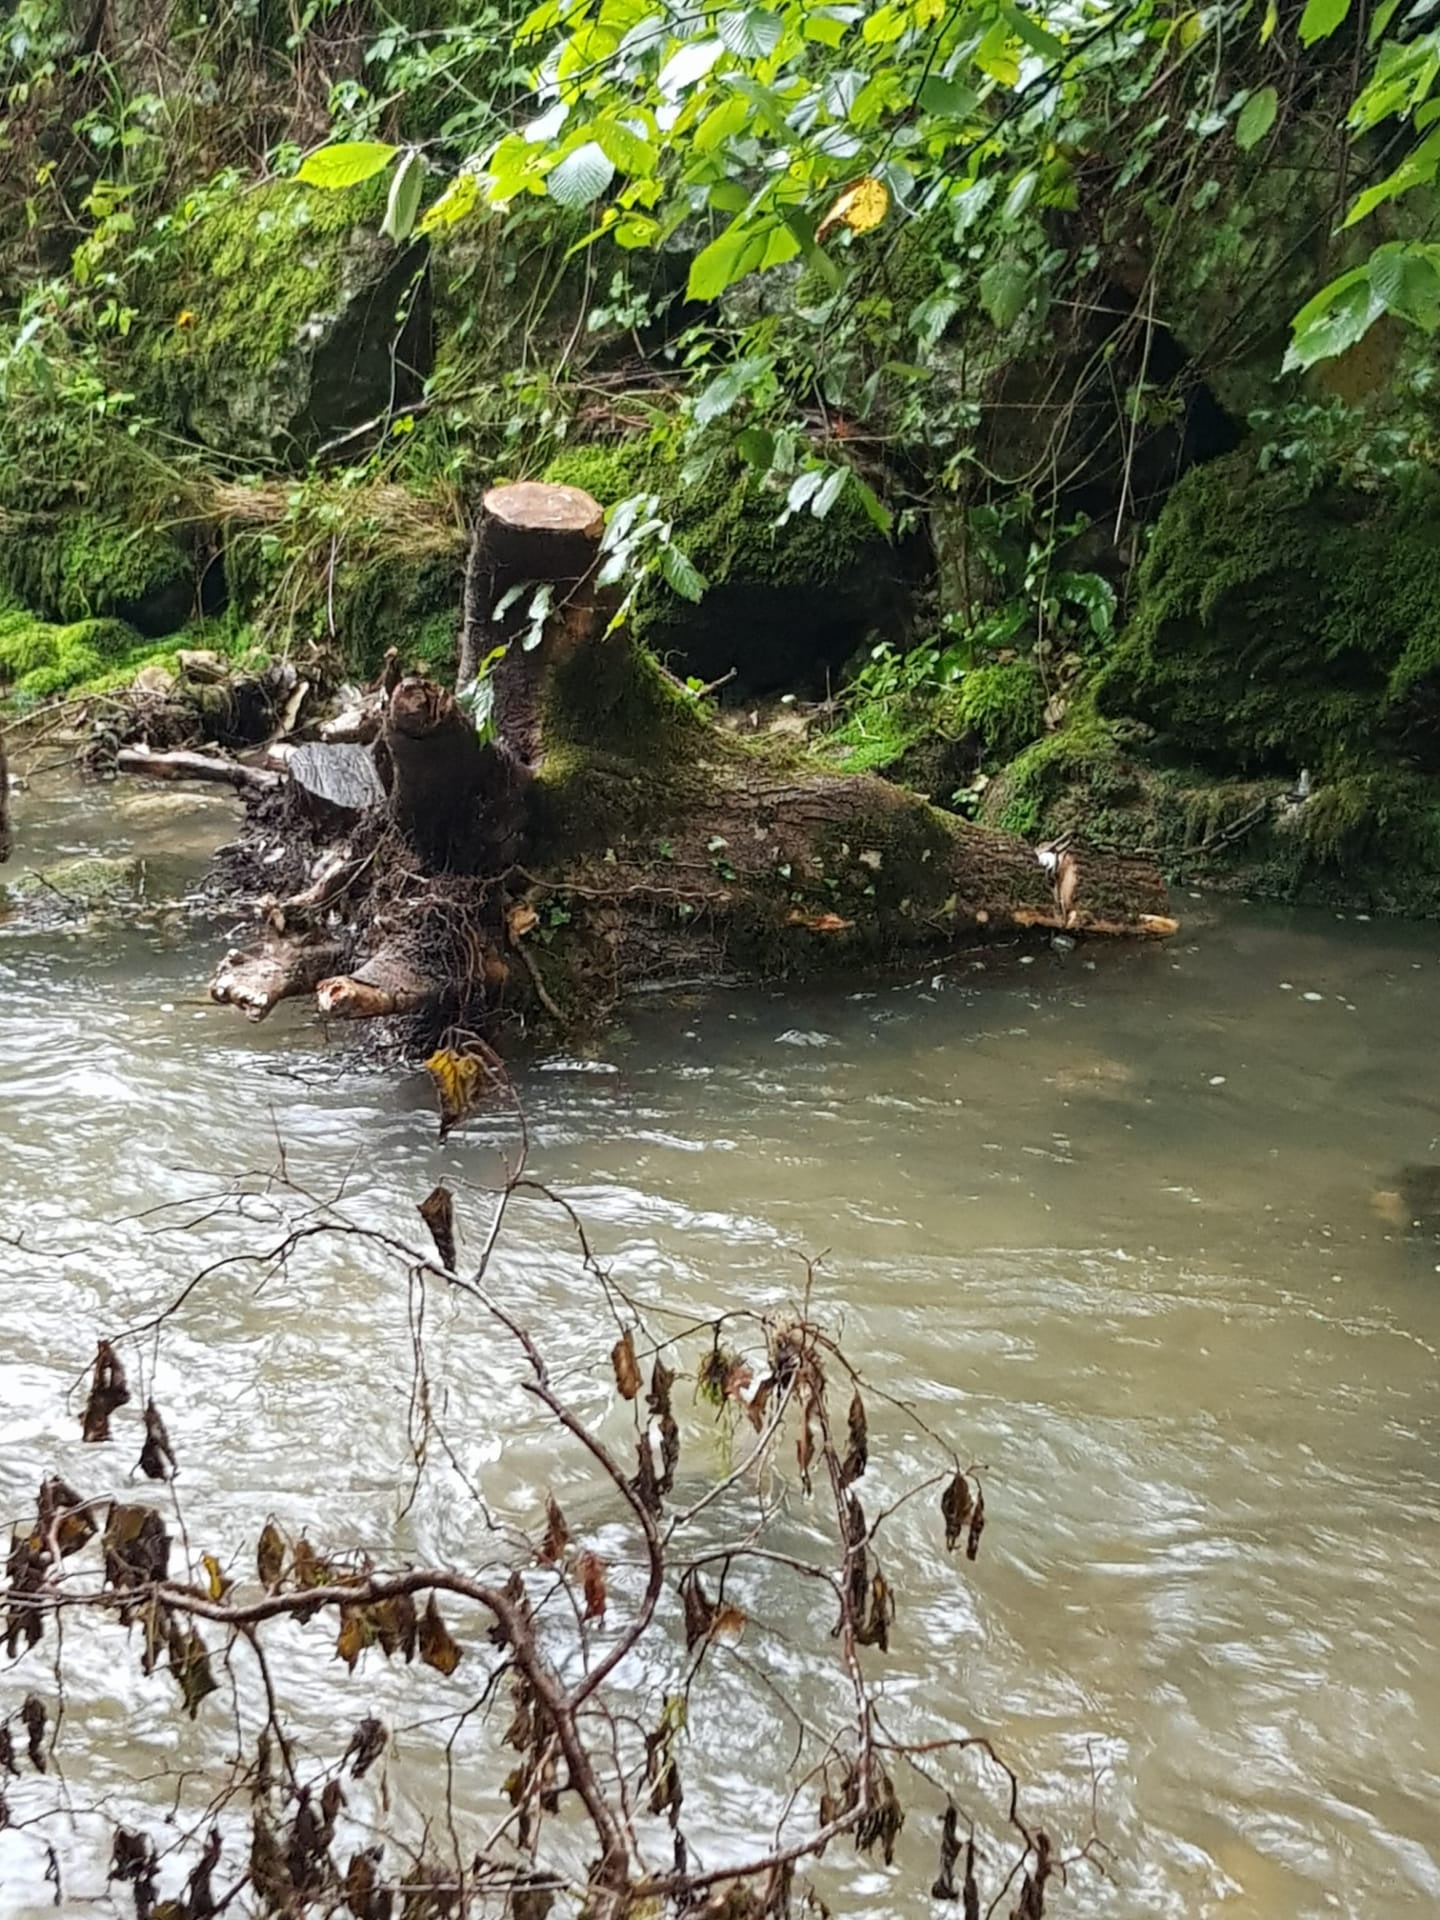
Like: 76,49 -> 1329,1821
2,762 -> 1439,1917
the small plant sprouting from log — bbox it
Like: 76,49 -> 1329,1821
1,1062 -> 1104,1917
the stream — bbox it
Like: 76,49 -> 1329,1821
2,762 -> 1439,1918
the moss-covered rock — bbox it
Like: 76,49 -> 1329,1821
541,440 -> 919,694
153,181 -> 431,461
0,512 -> 192,635
1096,449 -> 1440,777
0,610 -> 151,701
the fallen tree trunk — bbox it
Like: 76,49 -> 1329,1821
208,481 -> 1175,1035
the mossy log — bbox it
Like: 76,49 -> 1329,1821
209,484 -> 1174,1031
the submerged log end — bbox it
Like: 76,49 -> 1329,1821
210,939 -> 346,1022
316,952 -> 434,1020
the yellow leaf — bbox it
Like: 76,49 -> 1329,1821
201,1552 -> 232,1601
506,902 -> 539,943
417,169 -> 479,236
1260,0 -> 1278,40
335,1607 -> 373,1671
423,1045 -> 488,1140
815,175 -> 890,243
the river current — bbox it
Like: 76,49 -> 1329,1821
2,760 -> 1438,1917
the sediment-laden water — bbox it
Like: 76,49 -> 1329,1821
2,760 -> 1438,1917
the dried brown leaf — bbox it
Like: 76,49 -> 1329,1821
345,1718 -> 388,1781
538,1494 -> 569,1566
839,1389 -> 868,1488
81,1339 -> 130,1443
335,1608 -> 372,1672
855,1573 -> 892,1653
138,1400 -> 176,1481
371,1591 -> 416,1661
611,1328 -> 641,1400
417,1185 -> 457,1270
40,1477 -> 94,1558
103,1504 -> 171,1597
577,1550 -> 607,1622
932,1800 -> 960,1901
417,1594 -> 461,1676
200,1552 -> 233,1602
167,1621 -> 218,1719
256,1520 -> 286,1593
681,1569 -> 716,1652
941,1469 -> 973,1552
19,1695 -> 45,1772
966,1485 -> 986,1563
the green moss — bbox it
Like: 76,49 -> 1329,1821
0,511 -> 188,629
162,180 -> 385,378
955,661 -> 1045,762
0,613 -> 145,701
332,550 -> 465,680
1098,449 -> 1440,777
540,438 -> 904,688
0,607 -> 257,706
541,442 -> 654,505
984,710 -> 1131,840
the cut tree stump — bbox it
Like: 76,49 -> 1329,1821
458,481 -> 606,763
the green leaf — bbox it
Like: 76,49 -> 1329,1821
660,543 -> 708,601
297,141 -> 397,190
1298,0 -> 1351,46
382,149 -> 425,243
1368,241 -> 1440,328
694,355 -> 769,426
780,468 -> 825,521
695,95 -> 750,152
1284,265 -> 1385,370
1341,125 -> 1440,226
717,9 -> 784,57
1001,168 -> 1037,223
1235,85 -> 1278,151
996,1 -> 1064,61
594,117 -> 656,177
918,74 -> 979,119
850,474 -> 894,535
979,258 -> 1031,328
735,425 -> 775,469
659,37 -> 724,94
547,141 -> 615,209
687,219 -> 760,299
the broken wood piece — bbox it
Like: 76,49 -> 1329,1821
316,952 -> 433,1019
117,746 -> 278,793
210,938 -> 346,1021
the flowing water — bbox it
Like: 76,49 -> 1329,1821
2,759 -> 1440,1918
